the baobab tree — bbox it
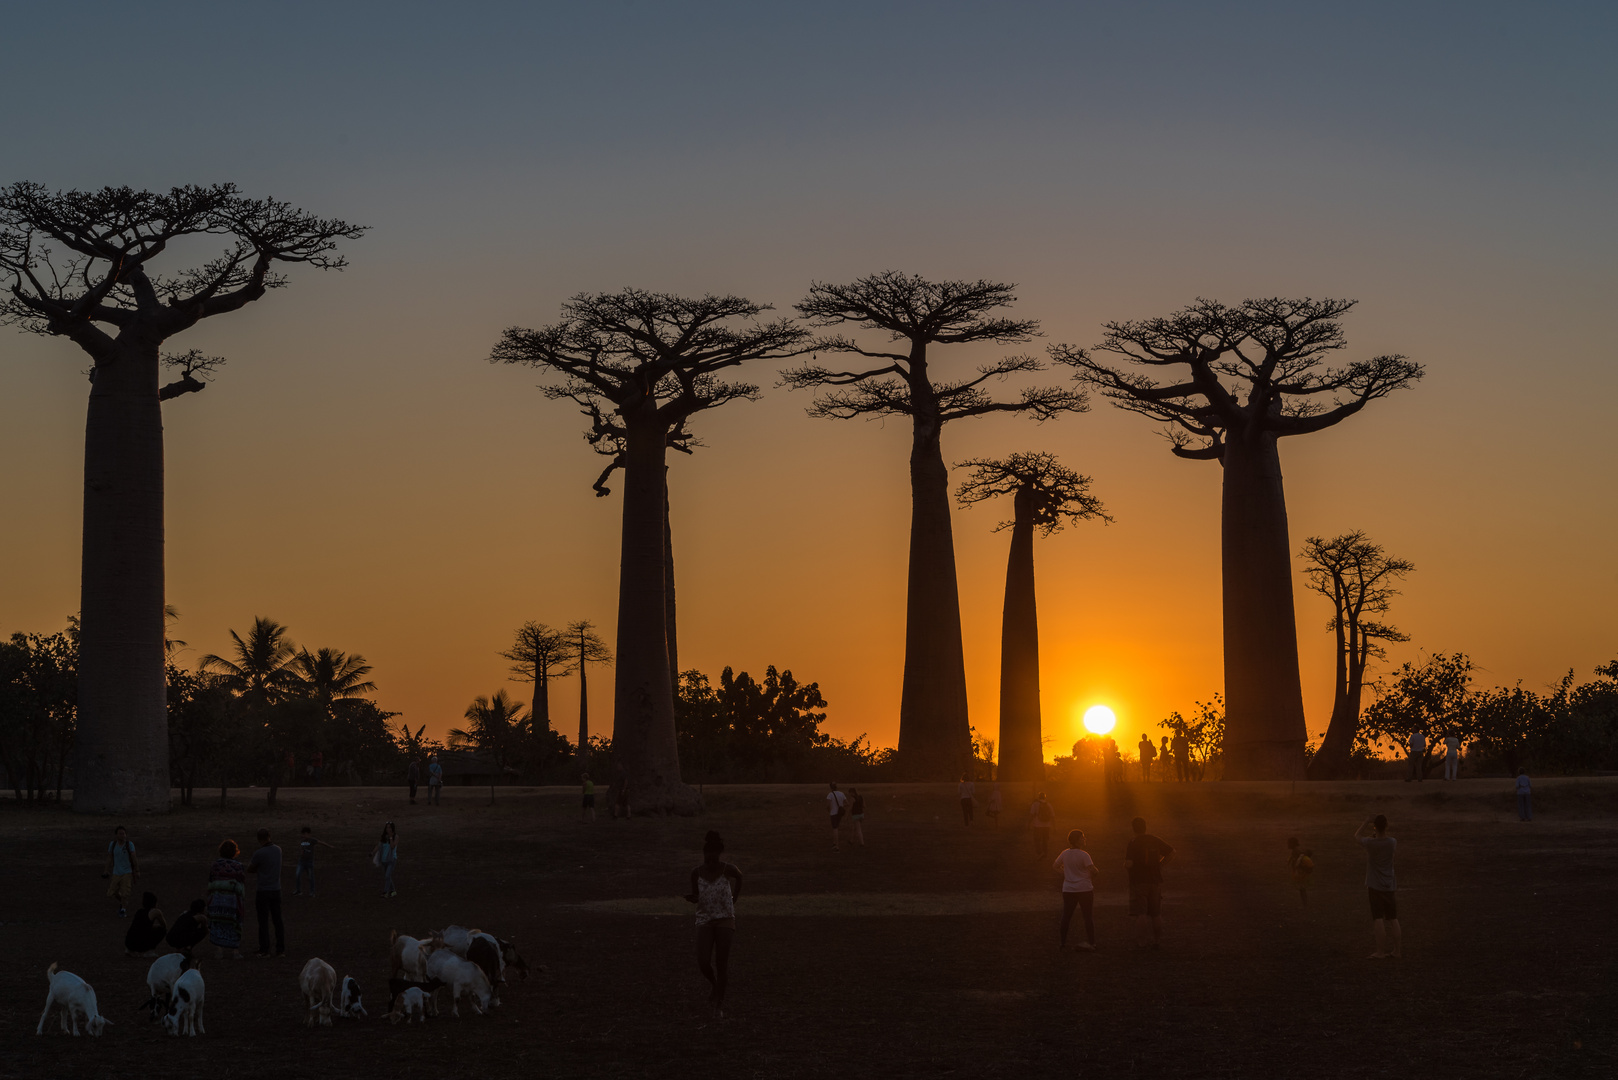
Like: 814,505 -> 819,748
491,290 -> 810,812
955,453 -> 1109,783
0,183 -> 364,813
1300,532 -> 1414,779
1054,298 -> 1422,779
784,272 -> 1087,779
500,622 -> 572,734
568,619 -> 613,768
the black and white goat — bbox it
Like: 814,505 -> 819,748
139,953 -> 192,1020
161,968 -> 205,1036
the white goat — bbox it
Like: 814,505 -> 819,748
300,957 -> 338,1028
161,968 -> 205,1036
141,953 -> 191,1020
424,949 -> 491,1017
36,964 -> 110,1036
388,986 -> 427,1024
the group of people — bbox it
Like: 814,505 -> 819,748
1135,733 -> 1194,781
103,821 -> 405,964
405,755 -> 445,805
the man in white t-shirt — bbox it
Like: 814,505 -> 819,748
826,782 -> 848,851
1053,830 -> 1099,951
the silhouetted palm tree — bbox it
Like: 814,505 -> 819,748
450,690 -> 528,803
200,617 -> 300,706
290,647 -> 377,713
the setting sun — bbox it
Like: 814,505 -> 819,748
1082,704 -> 1117,735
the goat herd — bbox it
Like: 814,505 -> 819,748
36,923 -> 535,1038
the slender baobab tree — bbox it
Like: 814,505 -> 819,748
500,622 -> 572,734
1300,532 -> 1414,779
1054,299 -> 1422,779
492,290 -> 810,812
784,272 -> 1087,779
568,619 -> 613,767
956,453 -> 1109,783
0,183 -> 364,813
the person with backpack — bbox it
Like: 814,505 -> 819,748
1125,817 -> 1174,949
102,825 -> 140,918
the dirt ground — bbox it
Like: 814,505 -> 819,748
3,777 -> 1615,1079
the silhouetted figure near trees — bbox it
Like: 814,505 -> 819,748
0,184 -> 364,814
493,291 -> 810,813
956,453 -> 1108,784
1301,532 -> 1414,779
1055,299 -> 1422,779
785,273 -> 1088,779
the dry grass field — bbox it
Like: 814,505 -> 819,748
3,777 -> 1615,1079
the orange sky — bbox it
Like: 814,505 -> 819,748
1,6 -> 1614,761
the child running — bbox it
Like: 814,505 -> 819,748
683,830 -> 743,1017
1054,830 -> 1099,951
293,826 -> 335,897
1287,837 -> 1314,906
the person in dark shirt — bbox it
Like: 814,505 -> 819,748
124,891 -> 167,955
1125,816 -> 1174,949
165,899 -> 209,957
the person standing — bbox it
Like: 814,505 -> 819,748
826,782 -> 848,851
1515,770 -> 1532,821
1125,816 -> 1174,949
427,753 -> 443,805
1406,730 -> 1426,782
1137,734 -> 1156,782
1286,837 -> 1314,907
1159,737 -> 1172,780
1355,815 -> 1401,958
375,821 -> 400,896
206,839 -> 247,961
683,830 -> 742,1017
246,828 -> 285,958
1171,730 -> 1191,781
848,787 -> 867,846
102,825 -> 139,918
1443,735 -> 1460,781
986,783 -> 1003,826
407,758 -> 421,805
581,773 -> 597,822
1030,793 -> 1055,856
1054,830 -> 1099,951
958,775 -> 976,826
292,826 -> 334,897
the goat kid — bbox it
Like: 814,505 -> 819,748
300,957 -> 338,1028
339,975 -> 367,1019
36,964 -> 111,1037
161,968 -> 206,1037
387,986 -> 427,1025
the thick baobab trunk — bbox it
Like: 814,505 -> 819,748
897,417 -> 972,780
609,415 -> 699,813
534,662 -> 551,733
1219,432 -> 1307,780
996,489 -> 1043,782
74,343 -> 171,813
1310,622 -> 1368,779
664,473 -> 678,681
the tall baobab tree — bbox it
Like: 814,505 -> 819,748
568,619 -> 613,768
1300,532 -> 1414,779
500,622 -> 572,734
0,183 -> 364,813
956,453 -> 1109,783
1054,298 -> 1422,779
492,290 -> 810,813
784,272 -> 1087,779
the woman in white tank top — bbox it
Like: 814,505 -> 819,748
683,831 -> 743,1016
